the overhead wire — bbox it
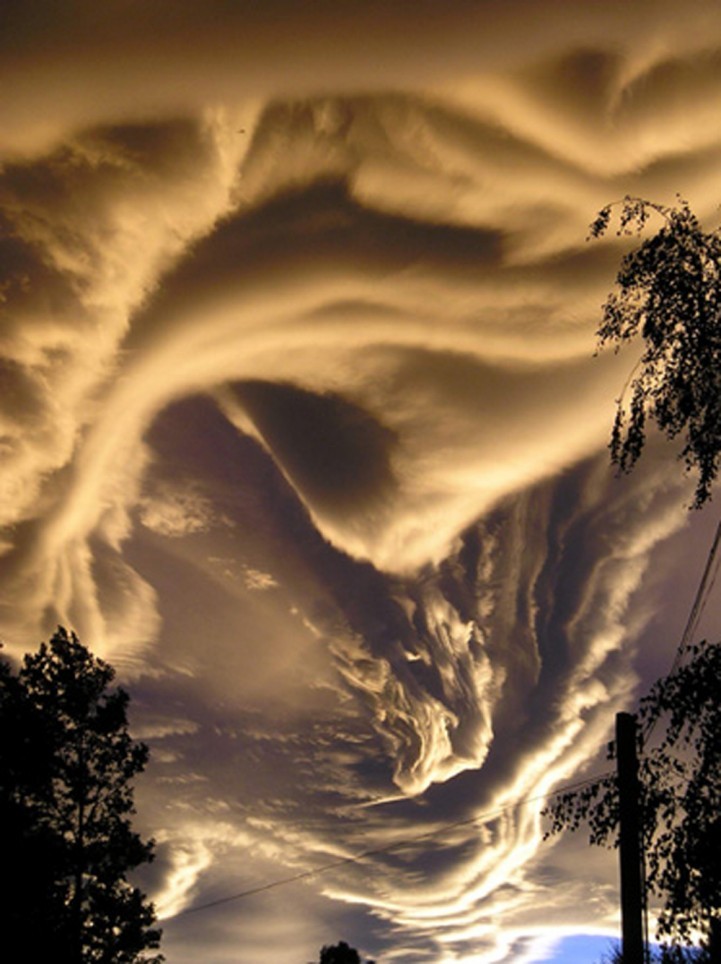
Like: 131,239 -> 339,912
668,516 -> 721,673
643,515 -> 721,742
163,768 -> 615,921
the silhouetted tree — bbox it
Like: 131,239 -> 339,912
319,941 -> 375,964
545,642 -> 721,959
591,195 -> 721,507
0,628 -> 163,963
599,939 -> 709,962
320,942 -> 360,964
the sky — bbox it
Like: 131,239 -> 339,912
2,2 -> 721,961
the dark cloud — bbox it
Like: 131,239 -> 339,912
230,379 -> 398,516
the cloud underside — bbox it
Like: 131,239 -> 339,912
1,4 -> 719,960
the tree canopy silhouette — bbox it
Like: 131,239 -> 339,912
545,641 -> 721,957
320,943 -> 361,964
599,940 -> 709,963
318,941 -> 376,964
592,195 -> 721,507
0,627 -> 163,963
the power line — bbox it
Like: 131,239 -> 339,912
671,516 -> 721,671
643,515 -> 721,742
163,768 -> 614,922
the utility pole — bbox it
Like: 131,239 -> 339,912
616,712 -> 645,964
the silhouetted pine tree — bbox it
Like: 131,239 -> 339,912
0,627 -> 163,963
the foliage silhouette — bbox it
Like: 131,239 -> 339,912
545,642 -> 721,957
318,941 -> 376,964
599,941 -> 709,963
591,195 -> 721,507
0,627 -> 163,963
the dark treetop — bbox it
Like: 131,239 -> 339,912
0,627 -> 163,964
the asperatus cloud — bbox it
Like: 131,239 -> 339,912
1,2 -> 720,961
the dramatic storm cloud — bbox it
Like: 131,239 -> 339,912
2,3 -> 721,961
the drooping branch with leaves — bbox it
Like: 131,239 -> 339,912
592,195 -> 721,507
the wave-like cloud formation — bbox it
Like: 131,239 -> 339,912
2,3 -> 720,961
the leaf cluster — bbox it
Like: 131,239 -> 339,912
638,643 -> 721,948
593,196 -> 721,507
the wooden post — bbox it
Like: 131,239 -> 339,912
616,712 -> 644,964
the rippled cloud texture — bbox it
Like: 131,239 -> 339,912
3,2 -> 721,961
